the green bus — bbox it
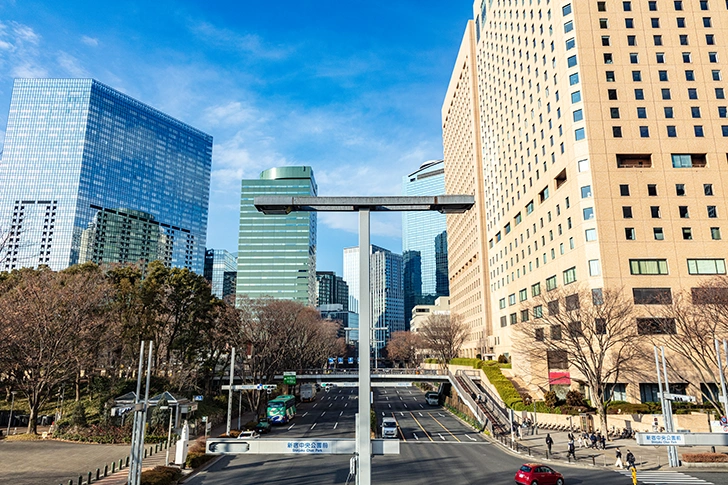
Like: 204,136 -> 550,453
267,395 -> 296,424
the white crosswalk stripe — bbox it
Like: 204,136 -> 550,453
615,470 -> 714,484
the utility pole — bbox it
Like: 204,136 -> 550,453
714,339 -> 728,418
227,347 -> 235,435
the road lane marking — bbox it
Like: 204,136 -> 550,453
465,434 -> 477,441
302,412 -> 308,417
344,403 -> 348,407
321,412 -> 326,416
381,412 -> 385,416
288,423 -> 295,430
399,412 -> 404,417
386,396 -> 389,401
311,423 -> 316,430
409,412 -> 432,441
329,403 -> 333,407
313,404 -> 318,408
334,422 -> 338,429
339,411 -> 343,416
438,433 -> 446,441
403,403 -> 408,408
438,413 -> 444,417
392,412 -> 406,442
427,412 -> 461,442
413,433 -> 419,440
388,404 -> 391,408
418,412 -> 423,417
419,404 -> 424,409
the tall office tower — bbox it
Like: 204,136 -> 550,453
204,249 -> 237,300
343,244 -> 404,348
237,167 -> 317,305
441,20 -> 491,359
402,160 -> 450,324
0,79 -> 212,273
445,1 -> 728,401
316,271 -> 349,310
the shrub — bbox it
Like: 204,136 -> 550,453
481,363 -> 522,408
140,465 -> 181,485
497,354 -> 510,364
186,451 -> 214,469
188,437 -> 207,454
450,358 -> 480,367
607,402 -> 652,415
71,402 -> 88,427
520,392 -> 533,406
682,453 -> 728,463
243,420 -> 257,431
544,391 -> 559,408
565,390 -> 587,407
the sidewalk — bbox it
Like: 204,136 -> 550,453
94,413 -> 255,485
491,426 -> 728,470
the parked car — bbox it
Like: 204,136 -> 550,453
514,463 -> 564,485
255,417 -> 271,434
237,430 -> 260,440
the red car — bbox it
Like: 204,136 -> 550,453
514,463 -> 565,485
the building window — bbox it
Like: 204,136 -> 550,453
694,126 -> 704,137
623,206 -> 633,218
585,228 -> 597,241
705,184 -> 714,196
566,38 -> 576,50
630,53 -> 639,64
674,0 -> 684,9
598,18 -> 608,29
567,55 -> 578,68
654,35 -> 663,46
654,227 -> 664,240
700,0 -> 709,10
719,107 -> 727,118
634,89 -> 644,100
620,184 -> 630,196
519,288 -> 528,302
630,259 -> 669,275
508,293 -> 516,306
651,18 -> 660,28
500,316 -> 507,327
711,227 -> 721,240
665,107 -> 674,118
607,89 -> 618,100
688,88 -> 698,99
632,71 -> 642,82
583,207 -> 595,220
648,184 -> 658,196
658,70 -> 668,81
637,107 -> 647,118
672,154 -> 706,168
662,88 -> 671,100
716,88 -> 725,99
535,327 -> 544,340
625,227 -> 636,240
533,305 -> 543,319
521,309 -> 530,323
685,70 -> 695,81
679,206 -> 690,218
581,185 -> 592,198
676,184 -> 686,196
709,52 -> 719,63
677,17 -> 686,28
667,125 -> 677,137
597,1 -> 606,11
499,298 -> 506,309
637,318 -> 676,335
713,70 -> 722,81
601,36 -> 611,47
682,227 -> 693,240
703,17 -> 712,27
510,313 -> 518,325
627,35 -> 636,46
563,267 -> 577,285
682,52 -> 692,63
639,126 -> 650,137
610,107 -> 620,118
692,107 -> 702,118
575,128 -> 586,140
625,18 -> 634,28
680,34 -> 689,45
706,34 -> 715,45
569,73 -> 580,85
651,206 -> 661,218
550,326 -> 563,341
612,126 -> 622,137
606,70 -> 616,82
546,275 -> 557,291
633,288 -> 673,305
532,282 -> 541,297
589,259 -> 601,276
593,289 -> 604,306
571,91 -> 582,103
708,205 -> 718,218
578,159 -> 589,172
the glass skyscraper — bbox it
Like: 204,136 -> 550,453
237,166 -> 317,305
204,249 -> 237,300
0,79 -> 212,273
402,160 -> 449,323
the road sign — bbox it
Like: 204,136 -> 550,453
348,357 -> 354,364
338,357 -> 344,364
328,357 -> 335,365
638,433 -> 686,446
201,416 -> 208,422
222,384 -> 264,391
283,372 -> 297,385
193,395 -> 204,401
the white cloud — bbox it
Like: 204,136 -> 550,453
0,21 -> 46,79
57,51 -> 88,77
189,21 -> 292,60
203,101 -> 259,127
11,61 -> 47,78
81,35 -> 98,47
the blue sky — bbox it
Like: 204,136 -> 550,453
0,0 -> 472,275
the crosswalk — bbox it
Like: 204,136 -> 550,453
615,469 -> 714,484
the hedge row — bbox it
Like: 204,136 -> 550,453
682,453 -> 728,463
478,363 -> 523,408
140,466 -> 181,485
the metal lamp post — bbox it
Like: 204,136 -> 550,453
254,195 -> 473,485
7,391 -> 16,436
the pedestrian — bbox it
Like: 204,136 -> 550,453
590,432 -> 598,449
600,434 -> 607,450
567,439 -> 576,461
545,433 -> 554,455
626,449 -> 636,469
614,447 -> 624,469
577,434 -> 584,448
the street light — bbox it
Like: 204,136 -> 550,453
255,195 -> 473,485
7,391 -> 16,436
159,405 -> 174,466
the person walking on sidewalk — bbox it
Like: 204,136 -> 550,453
566,439 -> 577,461
626,449 -> 636,469
614,447 -> 624,469
545,433 -> 554,455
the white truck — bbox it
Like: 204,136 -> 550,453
300,383 -> 317,402
425,391 -> 440,406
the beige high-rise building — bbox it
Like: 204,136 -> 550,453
444,0 -> 728,402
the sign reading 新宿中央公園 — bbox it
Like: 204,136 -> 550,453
641,433 -> 686,446
287,441 -> 332,453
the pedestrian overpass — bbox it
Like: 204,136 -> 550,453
273,369 -> 450,383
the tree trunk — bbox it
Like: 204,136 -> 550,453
27,393 -> 39,435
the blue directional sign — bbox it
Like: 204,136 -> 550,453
328,357 -> 335,365
338,357 -> 344,364
348,357 -> 354,364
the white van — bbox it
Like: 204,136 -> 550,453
381,417 -> 398,439
425,391 -> 440,406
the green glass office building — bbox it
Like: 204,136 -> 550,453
236,167 -> 317,305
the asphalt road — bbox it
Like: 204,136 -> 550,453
186,385 -> 632,484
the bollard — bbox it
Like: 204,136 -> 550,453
527,446 -> 531,456
111,462 -> 116,473
87,471 -> 92,484
78,475 -> 82,485
125,456 -> 129,467
144,448 -> 148,458
68,480 -> 73,485
104,464 -> 108,477
591,455 -> 596,466
96,468 -> 100,480
546,449 -> 550,460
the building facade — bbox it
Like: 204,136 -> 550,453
0,78 -> 212,273
343,244 -> 405,349
237,166 -> 317,305
444,1 -> 728,402
402,160 -> 450,324
204,249 -> 237,300
316,271 -> 349,310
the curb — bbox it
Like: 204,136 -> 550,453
179,455 -> 226,483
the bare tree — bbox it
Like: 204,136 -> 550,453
0,266 -> 112,434
386,331 -> 423,367
419,313 -> 467,369
648,278 -> 728,414
513,285 -> 638,434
